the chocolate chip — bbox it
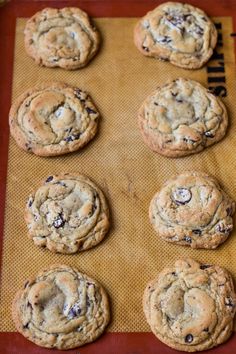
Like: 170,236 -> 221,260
171,272 -> 177,276
203,328 -> 209,332
183,236 -> 192,243
154,102 -> 159,106
46,176 -> 53,183
53,213 -> 65,228
200,264 -> 211,270
77,326 -> 83,332
205,131 -> 215,138
172,188 -> 192,205
142,45 -> 149,52
202,16 -> 207,22
176,99 -> 183,103
171,92 -> 178,97
23,322 -> 29,329
86,107 -> 97,115
185,334 -> 193,343
192,229 -> 202,235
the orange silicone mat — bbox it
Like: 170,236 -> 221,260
1,16 -> 236,333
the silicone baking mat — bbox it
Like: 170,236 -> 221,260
1,4 -> 236,353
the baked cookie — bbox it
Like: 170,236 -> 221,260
149,171 -> 235,249
9,82 -> 99,156
143,258 -> 236,352
134,2 -> 217,69
12,264 -> 110,349
25,174 -> 110,254
138,78 -> 228,157
24,7 -> 100,69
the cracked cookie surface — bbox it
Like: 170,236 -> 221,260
134,2 -> 217,69
143,258 -> 236,352
25,174 -> 110,254
149,171 -> 235,249
138,78 -> 228,157
24,7 -> 100,69
12,264 -> 110,349
9,82 -> 99,156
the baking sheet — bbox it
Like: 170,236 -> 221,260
1,17 -> 236,332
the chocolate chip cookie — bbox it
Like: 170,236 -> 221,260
9,82 -> 99,156
144,258 -> 236,352
24,7 -> 100,69
138,78 -> 228,157
149,171 -> 235,249
12,264 -> 110,349
134,2 -> 217,69
25,174 -> 110,254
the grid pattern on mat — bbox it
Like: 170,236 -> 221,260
0,17 -> 236,331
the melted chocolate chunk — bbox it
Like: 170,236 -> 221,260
192,229 -> 202,235
24,280 -> 29,288
68,303 -> 81,318
142,45 -> 149,52
27,301 -> 33,310
159,36 -> 172,44
159,56 -> 169,62
185,334 -> 193,343
172,188 -> 192,205
53,213 -> 65,228
215,223 -> 232,234
183,236 -> 192,243
195,25 -> 204,36
25,143 -> 32,152
205,131 -> 215,138
200,264 -> 211,270
64,133 -> 81,142
46,176 -> 53,183
86,107 -> 97,115
225,297 -> 235,308
55,181 -> 66,187
28,198 -> 33,207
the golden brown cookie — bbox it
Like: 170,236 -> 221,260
9,82 -> 99,156
25,174 -> 110,254
149,171 -> 235,249
134,2 -> 217,69
138,78 -> 228,157
144,258 -> 236,352
12,265 -> 110,349
24,7 -> 100,69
